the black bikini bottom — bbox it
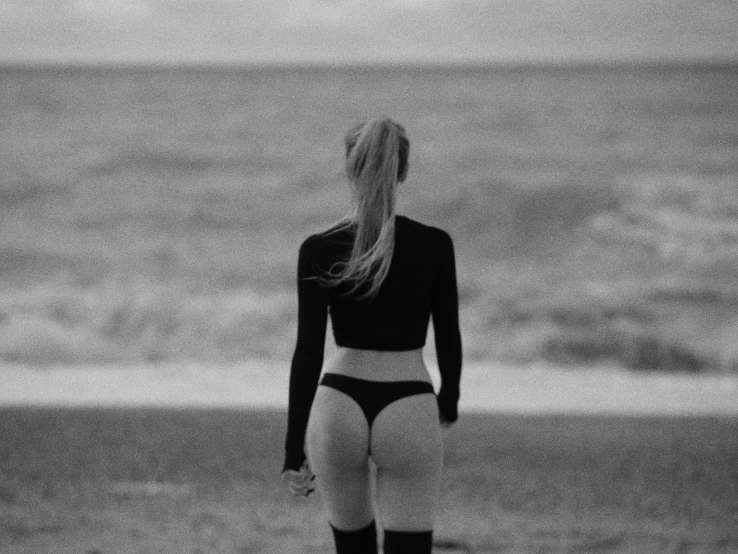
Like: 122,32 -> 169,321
319,373 -> 435,428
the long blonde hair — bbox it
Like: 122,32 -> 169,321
324,117 -> 409,300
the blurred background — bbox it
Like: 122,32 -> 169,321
1,0 -> 737,374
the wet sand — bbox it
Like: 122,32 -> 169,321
2,361 -> 737,415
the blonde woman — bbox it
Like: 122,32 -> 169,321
282,117 -> 462,553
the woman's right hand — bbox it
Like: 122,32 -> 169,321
282,461 -> 316,497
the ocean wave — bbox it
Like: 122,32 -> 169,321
0,181 -> 69,209
82,150 -> 235,175
81,149 -> 285,176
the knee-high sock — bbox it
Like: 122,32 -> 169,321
383,529 -> 433,554
330,520 -> 377,554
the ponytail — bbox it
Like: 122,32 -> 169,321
324,117 -> 409,300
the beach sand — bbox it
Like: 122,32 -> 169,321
2,361 -> 737,415
1,363 -> 737,553
0,406 -> 736,553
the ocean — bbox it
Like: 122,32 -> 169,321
1,63 -> 737,369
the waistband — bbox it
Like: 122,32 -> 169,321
319,372 -> 434,393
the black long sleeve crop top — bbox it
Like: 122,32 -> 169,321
283,214 -> 462,472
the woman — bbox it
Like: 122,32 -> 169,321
282,117 -> 462,553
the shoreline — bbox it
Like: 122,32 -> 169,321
1,361 -> 737,415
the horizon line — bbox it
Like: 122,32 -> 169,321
2,56 -> 738,72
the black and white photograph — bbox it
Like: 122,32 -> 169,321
1,1 -> 737,552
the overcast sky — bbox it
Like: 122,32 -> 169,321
2,0 -> 738,65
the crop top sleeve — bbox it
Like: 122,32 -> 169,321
432,232 -> 462,423
283,237 -> 328,472
283,216 -> 462,472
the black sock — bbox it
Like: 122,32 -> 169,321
383,529 -> 433,554
330,520 -> 377,554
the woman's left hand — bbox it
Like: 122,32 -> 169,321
282,461 -> 316,497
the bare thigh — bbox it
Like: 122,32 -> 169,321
306,385 -> 374,530
370,393 -> 443,531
